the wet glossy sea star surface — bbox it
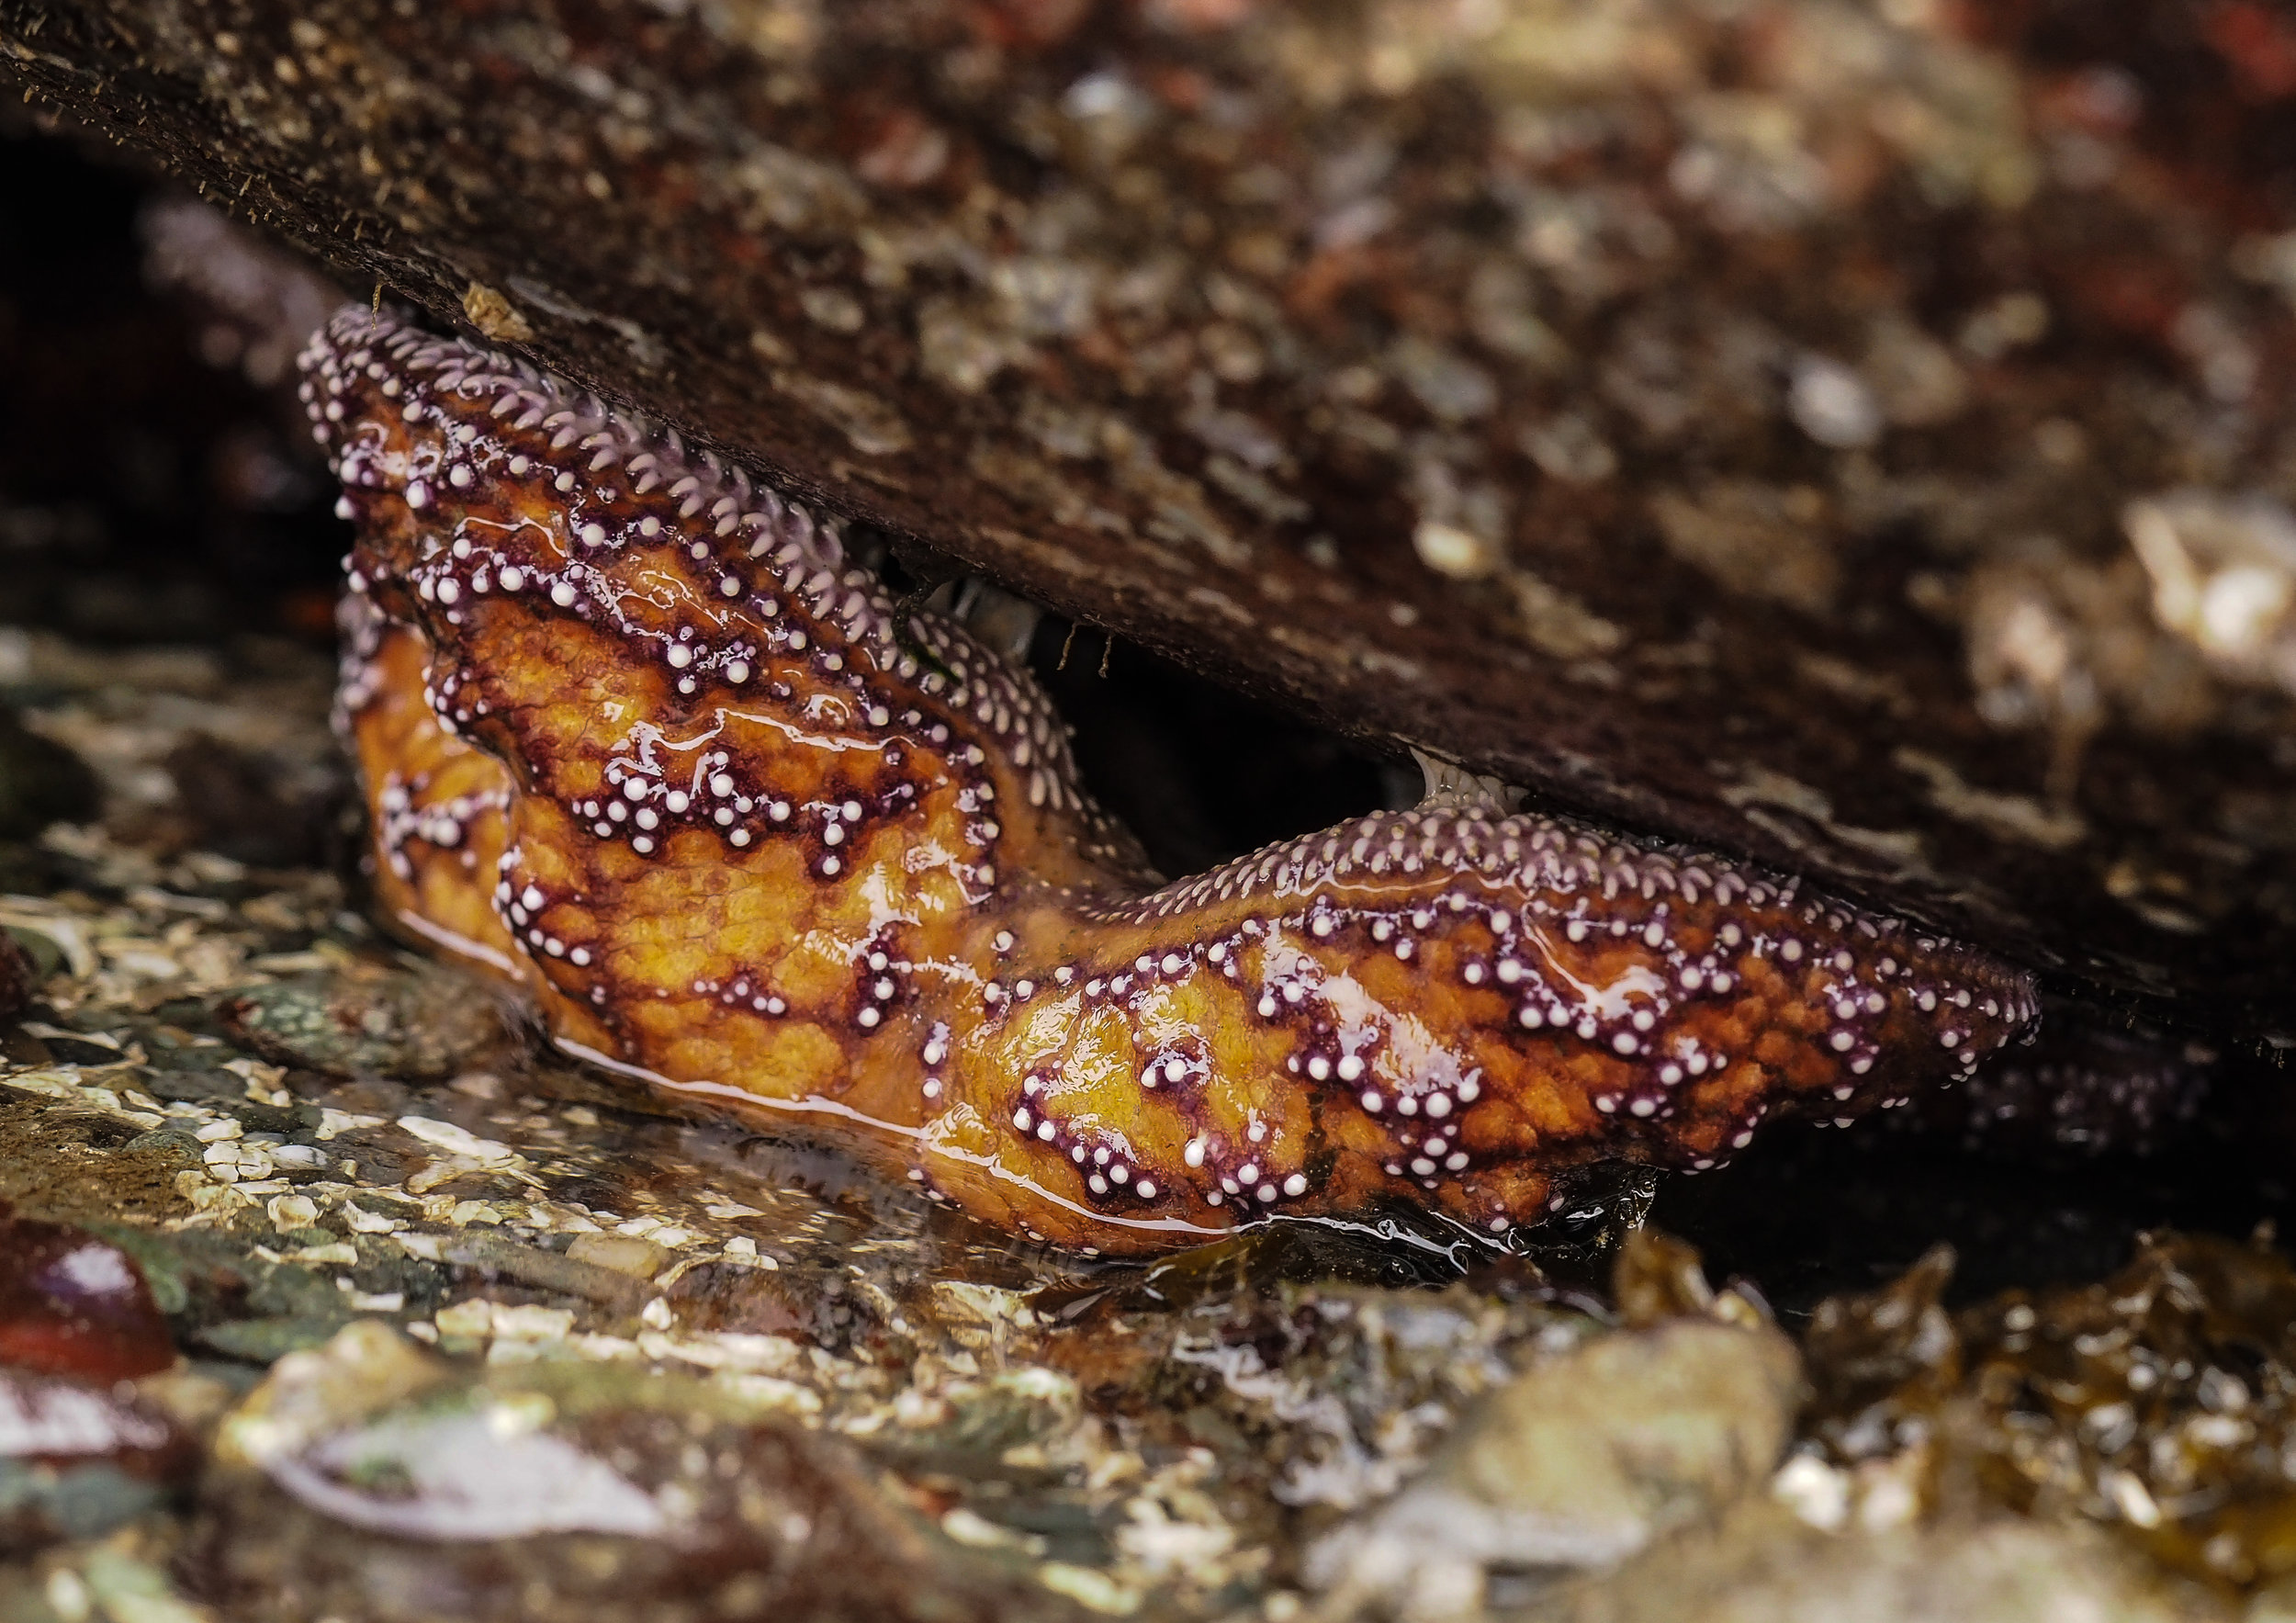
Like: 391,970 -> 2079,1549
302,307 -> 2038,1254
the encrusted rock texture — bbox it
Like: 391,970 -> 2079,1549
5,1 -> 2295,1036
0,616 -> 2276,1621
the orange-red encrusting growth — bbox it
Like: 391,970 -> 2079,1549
303,307 -> 2040,1254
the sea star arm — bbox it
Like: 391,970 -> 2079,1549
305,307 -> 2038,1253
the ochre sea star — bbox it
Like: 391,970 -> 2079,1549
302,306 -> 2038,1254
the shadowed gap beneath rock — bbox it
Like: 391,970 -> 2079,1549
1651,1040 -> 2296,1319
861,536 -> 1400,883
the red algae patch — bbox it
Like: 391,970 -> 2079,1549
0,1208 -> 175,1383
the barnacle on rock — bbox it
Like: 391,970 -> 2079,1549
305,308 -> 2039,1254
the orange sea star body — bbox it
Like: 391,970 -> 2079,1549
302,308 -> 2038,1254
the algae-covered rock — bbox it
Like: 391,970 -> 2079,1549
1306,1313 -> 1801,1617
197,1322 -> 1091,1623
220,965 -> 505,1080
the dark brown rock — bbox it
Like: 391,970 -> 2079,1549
0,930 -> 33,1028
0,707 -> 97,845
3,0 -> 2292,1036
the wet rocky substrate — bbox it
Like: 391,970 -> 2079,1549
1,6 -> 2294,1609
0,634 -> 2286,1623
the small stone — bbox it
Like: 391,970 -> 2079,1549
1412,519 -> 1501,580
461,279 -> 534,343
265,1193 -> 320,1233
1788,355 -> 1884,449
567,1232 -> 673,1280
0,1210 -> 176,1381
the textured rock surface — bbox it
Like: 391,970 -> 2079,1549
195,1322 -> 1089,1623
0,700 -> 2281,1621
1305,1313 -> 1802,1613
5,0 -> 2294,1035
1522,1500 -> 2223,1623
